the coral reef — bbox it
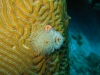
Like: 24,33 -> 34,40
69,32 -> 100,75
0,0 -> 69,75
87,52 -> 100,75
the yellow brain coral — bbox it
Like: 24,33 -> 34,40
0,0 -> 69,75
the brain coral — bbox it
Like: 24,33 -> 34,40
0,0 -> 69,75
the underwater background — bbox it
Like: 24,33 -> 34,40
67,0 -> 100,75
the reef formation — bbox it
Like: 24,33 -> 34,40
0,0 -> 69,75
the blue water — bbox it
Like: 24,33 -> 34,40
67,0 -> 100,75
67,0 -> 100,54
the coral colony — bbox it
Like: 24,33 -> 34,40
31,25 -> 64,55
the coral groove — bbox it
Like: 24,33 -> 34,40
0,0 -> 69,75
